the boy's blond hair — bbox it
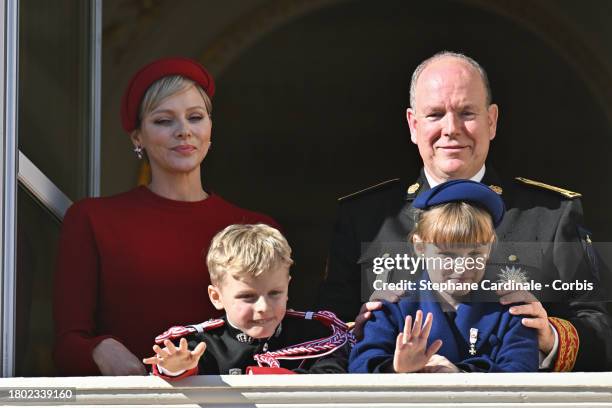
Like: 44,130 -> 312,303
411,202 -> 496,246
206,224 -> 293,285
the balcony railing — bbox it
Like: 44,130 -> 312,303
0,372 -> 611,406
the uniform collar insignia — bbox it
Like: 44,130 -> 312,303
229,322 -> 282,344
407,182 -> 420,195
405,171 -> 429,201
236,332 -> 253,344
224,316 -> 254,343
489,185 -> 503,195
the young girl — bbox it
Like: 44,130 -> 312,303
349,180 -> 538,373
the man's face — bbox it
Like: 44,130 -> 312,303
407,58 -> 498,183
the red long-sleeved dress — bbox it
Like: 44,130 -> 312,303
53,186 -> 277,375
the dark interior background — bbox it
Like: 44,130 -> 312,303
198,0 -> 612,309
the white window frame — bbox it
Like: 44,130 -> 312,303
88,0 -> 102,198
0,0 -> 19,378
0,0 -> 101,377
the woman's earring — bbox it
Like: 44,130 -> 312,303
133,145 -> 143,160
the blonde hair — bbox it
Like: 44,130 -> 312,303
138,75 -> 212,127
206,224 -> 293,285
411,202 -> 496,246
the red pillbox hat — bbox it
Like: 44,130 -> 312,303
120,57 -> 215,132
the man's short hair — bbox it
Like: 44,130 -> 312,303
206,224 -> 293,285
409,51 -> 492,108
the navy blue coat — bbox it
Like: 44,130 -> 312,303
320,167 -> 612,370
349,288 -> 539,373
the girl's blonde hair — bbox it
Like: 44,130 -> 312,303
411,202 -> 496,246
206,224 -> 293,285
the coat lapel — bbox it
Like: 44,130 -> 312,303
407,274 -> 460,362
419,292 -> 462,362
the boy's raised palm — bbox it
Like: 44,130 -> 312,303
143,337 -> 206,373
393,310 -> 443,373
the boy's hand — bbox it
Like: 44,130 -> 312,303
420,354 -> 460,373
393,310 -> 443,373
143,338 -> 206,373
353,292 -> 405,340
352,301 -> 383,340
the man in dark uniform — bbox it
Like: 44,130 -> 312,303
318,51 -> 612,371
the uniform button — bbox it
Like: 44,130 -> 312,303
508,255 -> 518,262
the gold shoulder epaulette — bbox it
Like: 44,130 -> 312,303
515,177 -> 582,199
338,178 -> 400,201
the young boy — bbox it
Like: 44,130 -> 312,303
349,180 -> 539,373
144,224 -> 351,378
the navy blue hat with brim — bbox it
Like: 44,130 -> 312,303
413,180 -> 505,227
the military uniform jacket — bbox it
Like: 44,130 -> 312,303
318,166 -> 612,371
154,311 -> 350,378
349,286 -> 539,373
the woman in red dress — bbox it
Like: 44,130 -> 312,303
53,57 -> 277,376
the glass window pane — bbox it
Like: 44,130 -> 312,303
18,0 -> 90,201
16,187 -> 61,376
16,0 -> 92,376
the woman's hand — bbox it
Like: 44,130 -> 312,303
393,310 -> 443,373
142,338 -> 206,373
92,338 -> 147,376
420,354 -> 460,373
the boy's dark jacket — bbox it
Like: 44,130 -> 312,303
153,310 -> 350,379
